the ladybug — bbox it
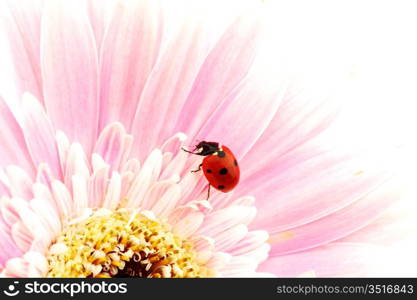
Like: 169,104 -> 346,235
182,141 -> 240,199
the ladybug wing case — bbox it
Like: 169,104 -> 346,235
202,146 -> 240,192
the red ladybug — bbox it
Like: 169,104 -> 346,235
182,141 -> 240,199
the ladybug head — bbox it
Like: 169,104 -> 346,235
194,141 -> 220,156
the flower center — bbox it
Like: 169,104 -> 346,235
45,209 -> 210,278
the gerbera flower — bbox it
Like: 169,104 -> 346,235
0,0 -> 412,277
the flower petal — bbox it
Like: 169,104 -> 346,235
94,122 -> 131,172
72,174 -> 89,216
239,87 -> 341,184
10,198 -> 50,248
41,0 -> 99,153
0,97 -> 34,175
98,0 -> 163,131
51,180 -> 73,223
197,206 -> 256,237
246,144 -> 393,232
125,149 -> 163,208
194,56 -> 288,159
259,242 -> 417,277
86,0 -> 117,52
1,0 -> 44,102
172,212 -> 204,239
173,9 -> 265,143
153,185 -> 182,218
6,166 -> 33,199
21,93 -> 61,178
267,176 -> 400,255
0,180 -> 11,197
88,166 -> 109,208
130,19 -> 211,161
102,171 -> 122,210
0,215 -> 22,265
214,224 -> 248,251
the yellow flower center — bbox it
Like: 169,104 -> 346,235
46,209 -> 210,278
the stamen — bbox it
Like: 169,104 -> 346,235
45,209 -> 211,278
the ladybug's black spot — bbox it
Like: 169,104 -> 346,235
218,185 -> 225,190
234,159 -> 238,166
206,169 -> 212,173
219,168 -> 228,175
217,151 -> 226,158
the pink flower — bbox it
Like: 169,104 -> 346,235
0,0 -> 411,277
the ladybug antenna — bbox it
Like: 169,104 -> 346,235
181,146 -> 195,154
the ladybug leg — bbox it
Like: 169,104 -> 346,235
191,163 -> 202,173
207,184 -> 211,200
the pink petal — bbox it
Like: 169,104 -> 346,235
240,87 -> 340,173
4,254 -> 44,277
1,0 -> 44,102
125,149 -> 163,208
197,206 -> 256,237
21,93 -> 61,178
51,180 -> 73,222
91,153 -> 107,172
214,224 -> 248,251
0,180 -> 11,197
55,130 -> 70,176
173,11 -> 264,143
4,257 -> 31,277
98,0 -> 163,131
0,96 -> 34,175
176,163 -> 209,205
23,251 -> 48,275
11,221 -> 33,252
86,0 -> 117,52
237,243 -> 270,263
0,216 -> 22,265
229,230 -> 269,256
259,242 -> 410,277
206,252 -> 231,271
1,198 -> 20,227
120,171 -> 134,201
168,202 -> 209,228
94,122 -> 129,172
140,179 -> 177,212
267,176 -> 400,255
88,166 -> 109,208
247,146 -> 391,233
190,236 -> 215,253
220,256 -> 258,277
36,163 -> 54,189
29,197 -> 61,238
160,150 -> 189,181
194,61 -> 287,159
210,194 -> 255,211
10,199 -> 50,248
64,143 -> 90,191
6,166 -> 33,199
151,184 -> 182,218
41,0 -> 99,154
119,135 -> 133,170
146,182 -> 182,218
32,182 -> 58,213
130,20 -> 212,162
71,174 -> 89,216
236,88 -> 341,209
121,158 -> 141,175
338,195 -> 417,246
172,212 -> 204,238
102,171 -> 121,210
